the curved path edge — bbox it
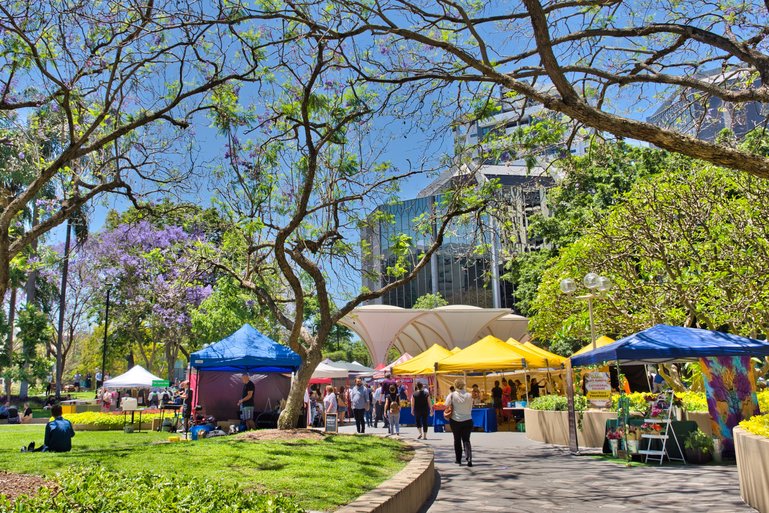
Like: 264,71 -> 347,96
335,440 -> 435,513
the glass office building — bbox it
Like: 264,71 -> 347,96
362,170 -> 552,311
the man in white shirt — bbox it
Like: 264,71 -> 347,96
372,385 -> 384,428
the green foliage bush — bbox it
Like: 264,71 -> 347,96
684,429 -> 714,454
529,394 -> 587,411
610,392 -> 709,413
1,466 -> 304,513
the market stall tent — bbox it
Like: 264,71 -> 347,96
570,324 -> 769,366
436,335 -> 533,372
189,324 -> 301,422
392,344 -> 453,375
311,361 -> 349,380
571,336 -> 616,358
103,365 -> 163,389
507,338 -> 566,368
373,353 -> 413,378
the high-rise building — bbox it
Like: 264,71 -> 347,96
362,96 -> 586,311
647,73 -> 767,141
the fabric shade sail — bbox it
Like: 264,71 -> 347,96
103,365 -> 164,389
392,344 -> 454,375
507,338 -> 566,367
311,361 -> 350,379
571,336 -> 616,357
570,324 -> 769,367
189,324 -> 301,372
436,335 -> 531,372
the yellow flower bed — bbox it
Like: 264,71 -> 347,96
64,411 -> 164,428
739,413 -> 769,438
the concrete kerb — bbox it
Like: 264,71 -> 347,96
334,438 -> 435,513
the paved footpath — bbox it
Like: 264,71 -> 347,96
338,421 -> 751,513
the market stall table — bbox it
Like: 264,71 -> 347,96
398,408 -> 435,427
432,408 -> 498,432
122,408 -> 146,433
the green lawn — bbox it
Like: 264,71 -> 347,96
0,426 -> 410,511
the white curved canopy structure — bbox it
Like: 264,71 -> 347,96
340,305 -> 529,365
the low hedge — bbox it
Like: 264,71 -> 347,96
0,466 -> 304,513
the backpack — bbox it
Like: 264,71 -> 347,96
388,394 -> 401,413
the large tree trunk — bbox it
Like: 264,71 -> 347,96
277,346 -> 322,429
54,218 -> 72,399
3,287 -> 15,397
19,202 -> 40,399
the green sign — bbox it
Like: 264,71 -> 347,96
151,380 -> 170,387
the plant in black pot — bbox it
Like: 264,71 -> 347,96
684,429 -> 713,464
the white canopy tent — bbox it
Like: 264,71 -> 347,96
311,361 -> 350,379
103,365 -> 164,389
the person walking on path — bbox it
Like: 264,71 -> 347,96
373,384 -> 386,428
411,382 -> 432,440
323,385 -> 338,421
384,384 -> 401,436
445,379 -> 474,466
237,374 -> 256,430
364,384 -> 374,427
349,378 -> 371,434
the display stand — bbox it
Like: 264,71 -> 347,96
638,390 -> 686,465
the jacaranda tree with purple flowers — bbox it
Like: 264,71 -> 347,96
85,217 -> 213,380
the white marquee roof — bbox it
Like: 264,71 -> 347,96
103,365 -> 164,389
340,305 -> 529,366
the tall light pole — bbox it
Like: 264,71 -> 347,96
101,287 -> 111,385
560,272 -> 612,350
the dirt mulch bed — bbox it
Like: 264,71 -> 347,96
235,428 -> 328,442
0,471 -> 57,504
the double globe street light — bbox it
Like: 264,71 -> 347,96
560,272 -> 612,351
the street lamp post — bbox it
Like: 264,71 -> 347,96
101,287 -> 111,386
560,273 -> 612,350
560,272 -> 611,455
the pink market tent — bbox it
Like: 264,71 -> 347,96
373,353 -> 413,379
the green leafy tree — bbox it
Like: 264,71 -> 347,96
502,142 -> 669,316
200,38 -> 492,429
412,292 -> 449,309
531,154 -> 769,352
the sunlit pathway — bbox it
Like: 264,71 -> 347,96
338,422 -> 750,512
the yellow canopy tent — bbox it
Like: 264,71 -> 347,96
506,338 -> 566,367
571,336 -> 616,357
436,335 -> 537,372
392,344 -> 454,375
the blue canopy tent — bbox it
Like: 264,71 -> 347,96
189,324 -> 301,424
571,324 -> 769,367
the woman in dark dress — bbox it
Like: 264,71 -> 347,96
410,382 -> 432,440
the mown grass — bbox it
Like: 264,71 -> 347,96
0,426 -> 410,511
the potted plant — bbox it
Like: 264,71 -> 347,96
606,428 -> 623,457
684,429 -> 713,464
626,426 -> 640,454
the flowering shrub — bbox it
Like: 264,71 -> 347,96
65,412 -> 164,428
606,428 -> 623,440
758,390 -> 769,413
612,391 -> 709,413
739,414 -> 769,438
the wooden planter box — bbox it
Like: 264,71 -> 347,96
524,408 -> 618,448
734,426 -> 769,512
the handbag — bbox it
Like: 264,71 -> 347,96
443,393 -> 454,418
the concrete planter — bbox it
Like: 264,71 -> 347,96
524,408 -> 618,448
734,426 -> 769,513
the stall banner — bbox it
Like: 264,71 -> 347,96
584,371 -> 612,408
700,355 -> 759,458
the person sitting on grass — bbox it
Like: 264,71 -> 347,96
21,404 -> 75,453
21,403 -> 33,424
